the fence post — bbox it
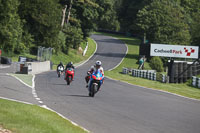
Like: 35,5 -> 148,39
144,71 -> 147,78
162,74 -> 165,83
198,78 -> 200,88
153,73 -> 156,81
136,70 -> 139,77
132,69 -> 136,77
148,72 -> 150,79
122,67 -> 128,74
192,76 -> 197,87
150,72 -> 153,80
140,70 -> 142,78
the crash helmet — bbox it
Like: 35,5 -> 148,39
95,60 -> 102,69
68,62 -> 73,67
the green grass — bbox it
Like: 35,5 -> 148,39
52,38 -> 96,69
0,38 -> 96,132
4,38 -> 96,70
94,32 -> 151,70
0,99 -> 87,133
98,32 -> 200,100
10,74 -> 33,87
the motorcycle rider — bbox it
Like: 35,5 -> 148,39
65,62 -> 75,80
85,60 -> 104,89
57,61 -> 64,73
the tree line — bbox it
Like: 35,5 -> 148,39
0,0 -> 199,55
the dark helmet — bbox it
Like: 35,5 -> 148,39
68,62 -> 73,66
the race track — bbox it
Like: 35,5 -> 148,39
1,34 -> 200,133
35,34 -> 200,133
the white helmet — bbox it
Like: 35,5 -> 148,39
95,60 -> 102,66
91,66 -> 95,69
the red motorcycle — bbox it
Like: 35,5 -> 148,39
65,68 -> 74,85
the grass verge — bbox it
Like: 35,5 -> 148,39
98,32 -> 200,100
10,74 -> 33,87
52,37 -> 96,69
0,99 -> 87,133
0,38 -> 96,132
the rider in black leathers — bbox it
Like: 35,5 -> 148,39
57,62 -> 64,72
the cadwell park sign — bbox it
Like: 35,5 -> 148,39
150,43 -> 199,59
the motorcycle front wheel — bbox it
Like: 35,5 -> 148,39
66,76 -> 72,85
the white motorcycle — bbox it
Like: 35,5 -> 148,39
57,66 -> 64,77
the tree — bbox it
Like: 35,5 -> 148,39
0,0 -> 23,53
180,0 -> 200,46
95,0 -> 120,31
62,25 -> 83,54
150,56 -> 164,72
136,0 -> 191,45
190,11 -> 200,46
18,0 -> 62,50
117,0 -> 152,32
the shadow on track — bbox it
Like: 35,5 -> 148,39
64,94 -> 90,98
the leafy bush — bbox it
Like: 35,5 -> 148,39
149,57 -> 164,72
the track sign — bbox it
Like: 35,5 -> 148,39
150,43 -> 199,59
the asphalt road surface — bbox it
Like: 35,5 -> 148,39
35,34 -> 200,133
1,34 -> 200,133
0,64 -> 38,104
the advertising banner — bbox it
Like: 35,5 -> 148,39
150,43 -> 199,59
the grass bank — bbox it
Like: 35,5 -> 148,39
7,37 -> 96,70
0,99 -> 87,133
52,38 -> 96,69
97,32 -> 200,100
10,74 -> 33,87
0,38 -> 96,132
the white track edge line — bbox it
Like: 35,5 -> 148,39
105,76 -> 200,102
7,73 -> 32,88
108,39 -> 128,71
3,74 -> 90,132
41,105 -> 90,132
0,96 -> 89,132
101,36 -> 200,101
0,96 -> 33,105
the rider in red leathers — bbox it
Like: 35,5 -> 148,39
65,62 -> 75,80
